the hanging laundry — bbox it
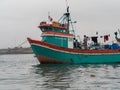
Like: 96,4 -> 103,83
91,37 -> 98,44
104,35 -> 109,42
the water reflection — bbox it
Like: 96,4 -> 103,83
32,64 -> 79,90
1,55 -> 120,90
31,64 -> 120,90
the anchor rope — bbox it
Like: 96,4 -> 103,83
17,40 -> 28,48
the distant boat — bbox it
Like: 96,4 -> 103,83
0,47 -> 33,54
27,6 -> 120,64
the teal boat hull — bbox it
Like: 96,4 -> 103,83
28,38 -> 120,64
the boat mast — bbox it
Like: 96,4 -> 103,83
65,0 -> 76,38
58,0 -> 76,38
65,6 -> 70,31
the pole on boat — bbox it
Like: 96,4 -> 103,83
65,0 -> 69,11
65,0 -> 76,39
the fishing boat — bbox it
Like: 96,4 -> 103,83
27,6 -> 120,64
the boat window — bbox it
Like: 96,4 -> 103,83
48,27 -> 52,30
63,30 -> 66,33
40,27 -> 52,32
53,27 -> 67,33
41,28 -> 45,32
54,28 -> 58,32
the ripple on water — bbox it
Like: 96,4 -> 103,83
0,55 -> 120,90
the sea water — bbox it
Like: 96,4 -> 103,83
0,54 -> 120,90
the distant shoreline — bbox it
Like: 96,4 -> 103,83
0,47 -> 33,55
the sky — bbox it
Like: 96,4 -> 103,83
0,0 -> 120,48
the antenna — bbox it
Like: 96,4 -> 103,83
65,0 -> 68,8
65,0 -> 69,12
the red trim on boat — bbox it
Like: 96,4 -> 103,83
42,31 -> 73,37
38,24 -> 51,27
27,38 -> 120,54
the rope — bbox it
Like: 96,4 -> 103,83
17,40 -> 28,48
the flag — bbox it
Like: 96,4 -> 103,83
48,16 -> 53,22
